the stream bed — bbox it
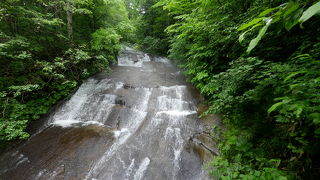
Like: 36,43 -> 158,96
0,47 -> 218,180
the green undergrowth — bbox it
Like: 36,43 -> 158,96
0,0 -> 131,149
137,0 -> 320,179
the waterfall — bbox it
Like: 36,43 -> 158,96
0,47 -> 213,180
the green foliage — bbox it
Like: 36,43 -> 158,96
9,85 -> 41,98
299,1 -> 320,24
115,21 -> 136,42
132,0 -> 175,55
238,1 -> 320,53
91,28 -> 121,59
140,0 -> 320,179
0,0 -> 127,146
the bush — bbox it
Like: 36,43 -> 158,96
91,28 -> 121,63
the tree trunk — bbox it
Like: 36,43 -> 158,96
66,1 -> 73,41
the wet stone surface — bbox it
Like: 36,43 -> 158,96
0,47 -> 218,180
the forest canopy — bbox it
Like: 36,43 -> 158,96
134,0 -> 320,179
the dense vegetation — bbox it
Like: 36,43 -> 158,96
1,0 -> 320,179
0,0 -> 133,147
136,0 -> 320,179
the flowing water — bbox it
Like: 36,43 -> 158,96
0,47 -> 217,180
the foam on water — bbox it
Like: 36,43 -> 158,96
15,153 -> 30,167
149,85 -> 197,127
50,79 -> 98,125
85,87 -> 152,179
0,47 -> 210,180
53,120 -> 82,127
134,88 -> 152,111
51,78 -> 117,127
173,128 -> 184,175
113,128 -> 129,139
156,110 -> 197,116
53,120 -> 105,128
157,96 -> 193,111
115,81 -> 124,90
133,157 -> 150,180
154,57 -> 170,63
125,159 -> 136,179
118,49 -> 150,67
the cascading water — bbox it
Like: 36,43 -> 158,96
0,47 -> 216,180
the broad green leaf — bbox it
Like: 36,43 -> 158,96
299,1 -> 320,24
246,24 -> 269,53
238,23 -> 264,43
268,101 -> 285,114
259,7 -> 278,17
237,17 -> 265,31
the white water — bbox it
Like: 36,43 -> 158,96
0,47 -> 211,180
133,157 -> 151,180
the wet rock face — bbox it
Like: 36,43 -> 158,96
187,132 -> 220,163
0,126 -> 115,180
115,96 -> 126,106
0,46 -> 216,180
123,83 -> 135,89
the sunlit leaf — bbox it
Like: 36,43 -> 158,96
238,23 -> 264,43
239,32 -> 246,43
268,101 -> 285,114
246,24 -> 268,53
299,1 -> 320,25
259,7 -> 279,17
238,17 -> 265,31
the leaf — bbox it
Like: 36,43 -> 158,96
238,23 -> 264,43
294,105 -> 303,118
259,7 -> 279,17
237,17 -> 265,31
285,9 -> 303,31
292,54 -> 313,61
283,1 -> 300,17
268,101 -> 285,114
238,32 -> 246,43
284,71 -> 308,82
269,159 -> 281,167
289,83 -> 299,90
310,113 -> 320,124
0,92 -> 7,98
246,24 -> 269,53
299,1 -> 320,25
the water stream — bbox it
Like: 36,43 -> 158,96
0,47 -> 216,180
